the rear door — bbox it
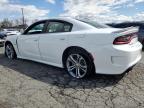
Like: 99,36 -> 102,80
39,20 -> 73,65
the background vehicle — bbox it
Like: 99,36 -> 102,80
108,22 -> 144,46
0,32 -> 7,39
0,32 -> 7,47
2,29 -> 21,36
4,18 -> 142,79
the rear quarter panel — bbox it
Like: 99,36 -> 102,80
67,31 -> 114,73
67,31 -> 113,53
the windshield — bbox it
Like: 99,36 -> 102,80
77,19 -> 110,28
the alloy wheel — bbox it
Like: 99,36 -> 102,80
66,54 -> 87,79
5,44 -> 15,59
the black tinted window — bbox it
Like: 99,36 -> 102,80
24,21 -> 46,35
46,21 -> 72,33
28,23 -> 45,34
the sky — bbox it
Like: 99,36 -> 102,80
0,0 -> 144,24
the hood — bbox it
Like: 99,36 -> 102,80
6,34 -> 18,40
6,34 -> 19,45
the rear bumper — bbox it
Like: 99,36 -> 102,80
93,42 -> 142,75
138,37 -> 144,45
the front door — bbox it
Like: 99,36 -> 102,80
17,21 -> 47,60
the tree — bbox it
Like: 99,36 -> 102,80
14,19 -> 21,26
0,18 -> 13,28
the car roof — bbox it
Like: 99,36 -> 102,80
34,17 -> 74,23
31,17 -> 96,31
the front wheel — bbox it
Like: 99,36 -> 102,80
5,43 -> 16,59
65,49 -> 94,79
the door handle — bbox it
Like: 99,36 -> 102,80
60,38 -> 65,40
34,39 -> 38,41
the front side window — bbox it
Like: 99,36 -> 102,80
25,22 -> 45,34
46,21 -> 72,33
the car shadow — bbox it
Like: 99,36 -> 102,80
0,53 -> 126,89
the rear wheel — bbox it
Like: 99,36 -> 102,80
5,43 -> 16,59
65,49 -> 94,79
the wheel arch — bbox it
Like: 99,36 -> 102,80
5,41 -> 17,57
62,46 -> 95,70
5,41 -> 13,47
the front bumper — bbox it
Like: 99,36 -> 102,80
93,42 -> 142,75
0,39 -> 5,47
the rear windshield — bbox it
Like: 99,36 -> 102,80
77,19 -> 110,28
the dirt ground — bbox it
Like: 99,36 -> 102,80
0,47 -> 144,108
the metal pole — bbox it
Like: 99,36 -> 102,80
21,8 -> 25,25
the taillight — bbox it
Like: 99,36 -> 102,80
113,33 -> 137,45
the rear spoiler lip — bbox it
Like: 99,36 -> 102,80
112,27 -> 139,34
112,27 -> 139,37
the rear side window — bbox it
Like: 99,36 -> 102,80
63,23 -> 72,32
46,21 -> 72,33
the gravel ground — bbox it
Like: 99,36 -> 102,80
0,47 -> 144,108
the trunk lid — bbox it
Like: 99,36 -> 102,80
112,27 -> 139,37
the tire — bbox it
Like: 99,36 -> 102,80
64,48 -> 95,79
142,41 -> 144,50
5,43 -> 17,59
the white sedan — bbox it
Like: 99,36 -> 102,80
2,29 -> 21,36
4,17 -> 142,79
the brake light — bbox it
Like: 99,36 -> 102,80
113,33 -> 137,45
